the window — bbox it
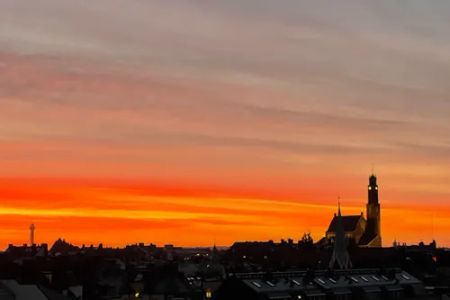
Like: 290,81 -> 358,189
401,274 -> 410,280
266,281 -> 275,287
350,276 -> 359,283
252,281 -> 261,288
361,276 -> 369,282
292,280 -> 301,286
371,275 -> 380,281
328,278 -> 337,284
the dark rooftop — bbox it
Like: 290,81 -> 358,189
327,215 -> 364,233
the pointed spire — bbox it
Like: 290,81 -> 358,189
338,196 -> 341,216
211,242 -> 219,264
329,200 -> 352,270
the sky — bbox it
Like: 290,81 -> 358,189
0,0 -> 449,249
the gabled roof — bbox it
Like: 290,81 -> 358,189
359,228 -> 377,246
327,215 -> 364,233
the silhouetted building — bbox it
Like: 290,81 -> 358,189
29,224 -> 35,246
49,239 -> 80,256
214,269 -> 430,300
2,237 -> 449,300
329,203 -> 352,270
326,174 -> 382,247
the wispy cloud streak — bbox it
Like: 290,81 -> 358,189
0,0 -> 449,247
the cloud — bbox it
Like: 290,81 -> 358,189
0,0 -> 449,246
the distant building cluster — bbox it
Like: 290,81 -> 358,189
0,173 -> 449,299
0,238 -> 446,300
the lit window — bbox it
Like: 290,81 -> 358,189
205,289 -> 212,299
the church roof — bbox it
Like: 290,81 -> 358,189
359,222 -> 377,245
359,232 -> 376,246
327,215 -> 364,233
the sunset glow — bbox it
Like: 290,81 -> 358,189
1,0 -> 449,249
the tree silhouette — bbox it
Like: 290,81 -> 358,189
299,233 -> 314,249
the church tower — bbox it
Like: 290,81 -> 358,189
366,174 -> 381,247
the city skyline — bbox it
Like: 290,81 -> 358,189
1,0 -> 450,249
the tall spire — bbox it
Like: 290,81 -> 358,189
30,224 -> 35,246
329,201 -> 352,270
338,196 -> 341,216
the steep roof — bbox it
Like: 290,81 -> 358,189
359,222 -> 377,246
359,232 -> 376,246
327,215 -> 364,233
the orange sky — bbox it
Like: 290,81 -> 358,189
0,1 -> 449,249
0,176 -> 449,249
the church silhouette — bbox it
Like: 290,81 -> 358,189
325,174 -> 382,247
